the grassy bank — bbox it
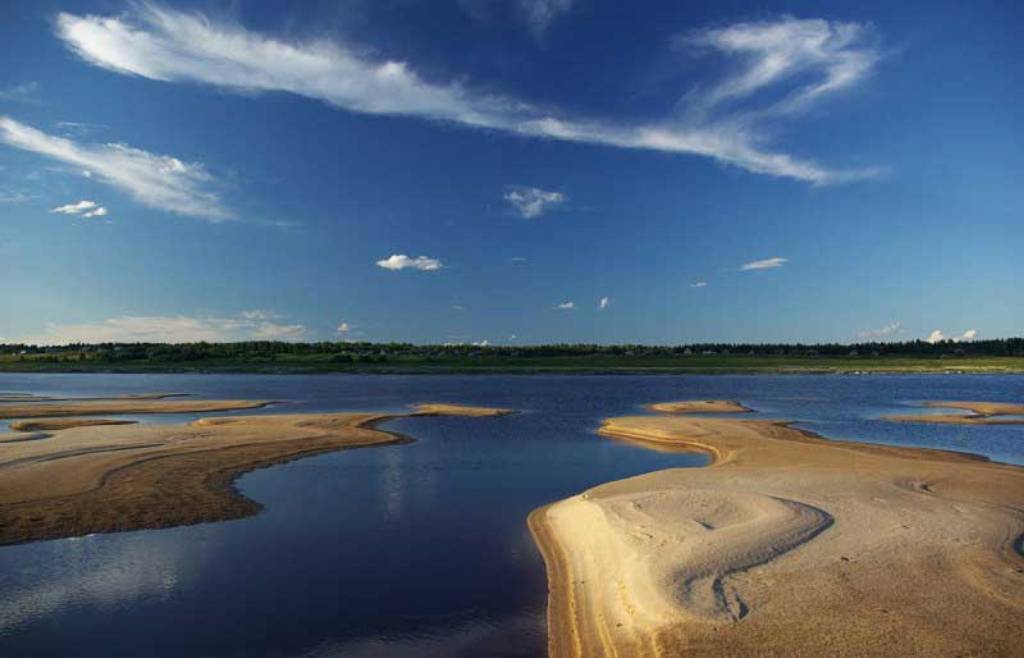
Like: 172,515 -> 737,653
3,350 -> 1023,374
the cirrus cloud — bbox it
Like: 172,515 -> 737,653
740,257 -> 788,271
0,116 -> 229,220
504,186 -> 566,218
54,5 -> 881,184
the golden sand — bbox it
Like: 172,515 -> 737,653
646,400 -> 752,415
530,412 -> 1024,656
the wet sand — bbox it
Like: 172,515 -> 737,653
885,400 -> 1024,425
0,402 -> 511,546
647,400 -> 752,414
530,407 -> 1024,656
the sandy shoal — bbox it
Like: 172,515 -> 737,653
647,400 -> 752,414
0,398 -> 273,419
0,403 -> 511,546
885,400 -> 1024,425
530,414 -> 1024,657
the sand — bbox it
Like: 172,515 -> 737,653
530,412 -> 1024,656
885,400 -> 1024,425
0,402 -> 511,546
7,418 -> 138,432
647,400 -> 752,415
0,398 -> 272,419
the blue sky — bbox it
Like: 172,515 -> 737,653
0,0 -> 1020,345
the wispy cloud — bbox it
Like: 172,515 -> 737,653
519,0 -> 574,36
376,253 -> 444,271
740,257 -> 788,271
925,328 -> 977,344
55,5 -> 880,183
18,312 -> 306,345
598,296 -> 610,310
857,321 -> 901,340
0,82 -> 40,103
690,281 -> 708,288
52,199 -> 108,218
0,116 -> 230,220
504,186 -> 566,218
555,301 -> 575,310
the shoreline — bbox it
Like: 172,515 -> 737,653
0,402 -> 512,546
530,410 -> 1024,656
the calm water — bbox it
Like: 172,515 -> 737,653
0,373 -> 1021,657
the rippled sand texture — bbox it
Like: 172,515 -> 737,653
530,408 -> 1024,657
0,398 -> 511,545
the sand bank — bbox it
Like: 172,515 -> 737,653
647,400 -> 752,415
885,400 -> 1024,425
530,413 -> 1024,656
0,403 -> 510,546
0,398 -> 272,420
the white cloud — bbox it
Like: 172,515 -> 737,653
925,328 -> 978,344
376,253 -> 443,271
18,312 -> 307,345
682,18 -> 879,120
690,281 -> 708,288
52,199 -> 98,214
472,339 -> 490,347
54,6 -> 880,184
740,257 -> 788,271
510,256 -> 528,263
504,186 -> 566,218
857,321 -> 901,340
337,322 -> 350,334
0,190 -> 34,204
0,116 -> 229,220
599,296 -> 610,310
556,301 -> 575,310
52,200 -> 110,218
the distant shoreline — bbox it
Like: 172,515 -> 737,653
2,357 -> 1024,376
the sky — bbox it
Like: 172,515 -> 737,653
0,0 -> 1021,346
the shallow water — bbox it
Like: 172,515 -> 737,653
0,373 -> 1021,657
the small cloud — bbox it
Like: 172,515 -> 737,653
0,190 -> 33,204
241,310 -> 276,321
519,0 -> 575,37
740,257 -> 788,271
504,186 -> 566,219
508,334 -> 518,340
52,199 -> 99,214
690,281 -> 708,288
510,256 -> 528,263
599,296 -> 610,310
337,322 -> 350,334
924,328 -> 978,344
376,253 -> 443,271
555,301 -> 575,310
83,206 -> 107,218
451,304 -> 465,311
857,321 -> 901,340
472,339 -> 490,347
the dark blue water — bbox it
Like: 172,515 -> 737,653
0,374 -> 1021,657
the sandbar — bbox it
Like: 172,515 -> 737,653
530,413 -> 1024,656
647,400 -> 752,415
885,400 -> 1024,425
0,402 -> 510,545
0,398 -> 273,420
